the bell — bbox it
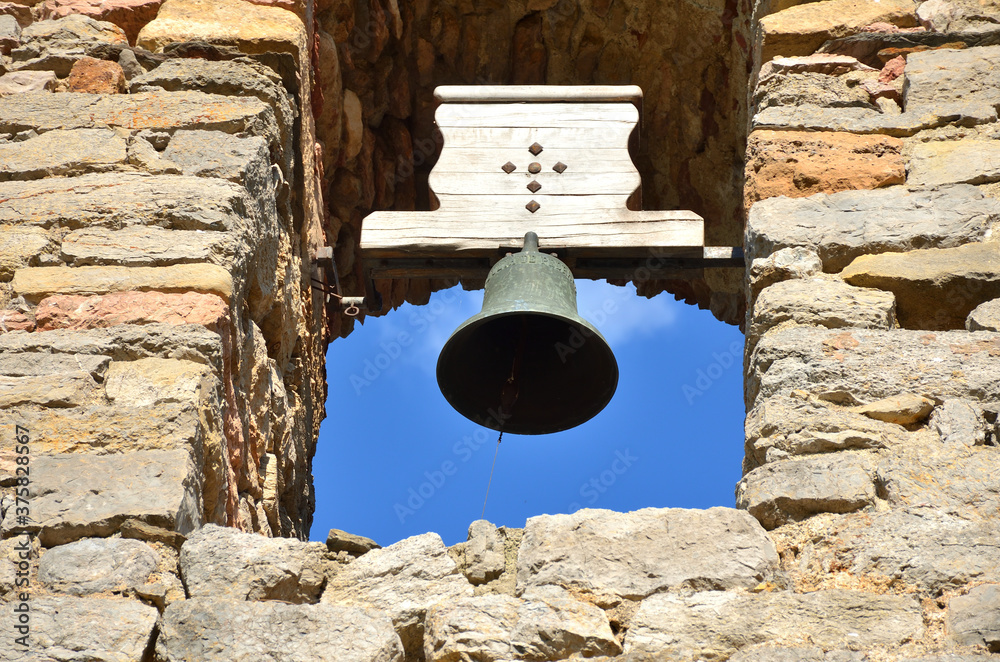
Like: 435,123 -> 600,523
437,232 -> 619,435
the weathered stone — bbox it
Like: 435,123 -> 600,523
37,290 -> 227,332
137,0 -> 306,58
0,13 -> 19,54
841,242 -> 1000,330
38,536 -> 158,595
0,128 -> 128,181
754,73 -> 875,112
0,69 -> 58,94
748,246 -> 823,306
424,587 -> 622,662
118,47 -> 143,78
38,0 -> 165,45
0,92 -> 277,143
968,298 -> 1000,331
948,584 -> 1000,651
343,89 -> 363,160
12,264 -> 234,303
180,524 -> 328,603
0,371 -> 96,408
11,15 -> 128,76
0,226 -> 50,279
931,399 -> 989,446
748,328 -> 1000,407
758,0 -> 918,62
876,436 -> 1000,517
105,357 -> 216,407
67,55 -> 128,93
61,226 -> 227,267
455,519 -> 505,586
516,507 -> 778,601
851,393 -> 935,425
121,517 -> 187,548
0,3 -> 31,28
0,595 -> 157,661
750,277 -> 896,340
904,46 -> 1000,120
322,532 -> 474,658
0,172 -> 254,231
752,103 -> 996,136
745,394 -> 908,470
745,130 -> 905,209
326,527 -> 379,556
907,139 -> 1000,189
0,351 -> 109,380
746,185 -> 1000,272
626,590 -> 923,658
157,598 -> 404,662
737,453 -> 875,529
758,54 -> 877,81
126,132 -> 183,174
163,130 -> 271,184
0,323 -> 222,367
797,510 -> 1000,592
729,646 -> 866,662
0,449 -> 202,546
0,310 -> 33,332
918,0 -> 1000,33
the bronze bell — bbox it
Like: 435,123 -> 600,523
437,232 -> 619,435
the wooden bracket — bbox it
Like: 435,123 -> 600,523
359,85 -> 742,294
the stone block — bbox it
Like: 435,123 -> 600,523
104,357 -> 217,407
729,646 -> 866,662
758,54 -> 876,81
126,135 -> 183,174
0,128 -> 128,181
746,185 -> 1000,272
163,130 -> 272,183
930,398 -> 989,446
0,595 -> 157,661
0,172 -> 253,231
968,298 -> 1000,331
745,394 -> 908,470
744,130 -> 905,209
0,371 -> 97,408
0,70 -> 57,94
750,277 -> 897,341
0,351 -> 109,379
0,226 -> 51,279
752,103 -> 996,136
876,436 -> 1000,518
0,449 -> 202,546
36,291 -> 227,331
38,536 -> 158,595
67,55 -> 127,93
0,3 -> 31,28
907,139 -> 1000,189
797,510 -> 1000,593
322,532 -> 474,659
917,0 -> 1000,33
12,264 -> 234,303
758,0 -> 918,62
748,246 -> 823,307
904,46 -> 1000,120
11,14 -> 127,76
0,323 -> 222,367
736,453 -> 875,529
851,393 -> 935,426
38,0 -> 165,45
841,242 -> 1000,329
626,590 -> 923,658
180,524 -> 328,603
0,310 -> 33,332
60,226 -> 227,267
156,598 -> 404,662
748,328 -> 1000,407
754,73 -> 876,112
516,507 -> 778,601
455,519 -> 505,585
0,92 -> 277,145
948,584 -> 1000,651
326,527 -> 379,556
0,13 -> 19,54
137,0 -> 306,59
424,587 -> 621,662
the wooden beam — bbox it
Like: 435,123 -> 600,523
434,85 -> 643,104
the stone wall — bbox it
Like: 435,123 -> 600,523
1,0 -> 1000,660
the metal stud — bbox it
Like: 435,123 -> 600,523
529,142 -> 543,155
553,162 -> 567,173
502,162 -> 517,174
526,200 -> 540,213
527,180 -> 542,193
528,162 -> 542,174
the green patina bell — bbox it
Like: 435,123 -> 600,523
436,232 -> 619,435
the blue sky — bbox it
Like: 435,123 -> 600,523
310,280 -> 746,546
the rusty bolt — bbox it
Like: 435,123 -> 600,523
528,162 -> 541,174
526,200 -> 540,213
553,162 -> 567,173
502,162 -> 516,174
527,180 -> 541,193
529,142 -> 543,155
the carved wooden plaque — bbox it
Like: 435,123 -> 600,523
360,85 -> 709,279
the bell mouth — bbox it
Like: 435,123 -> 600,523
436,310 -> 619,435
